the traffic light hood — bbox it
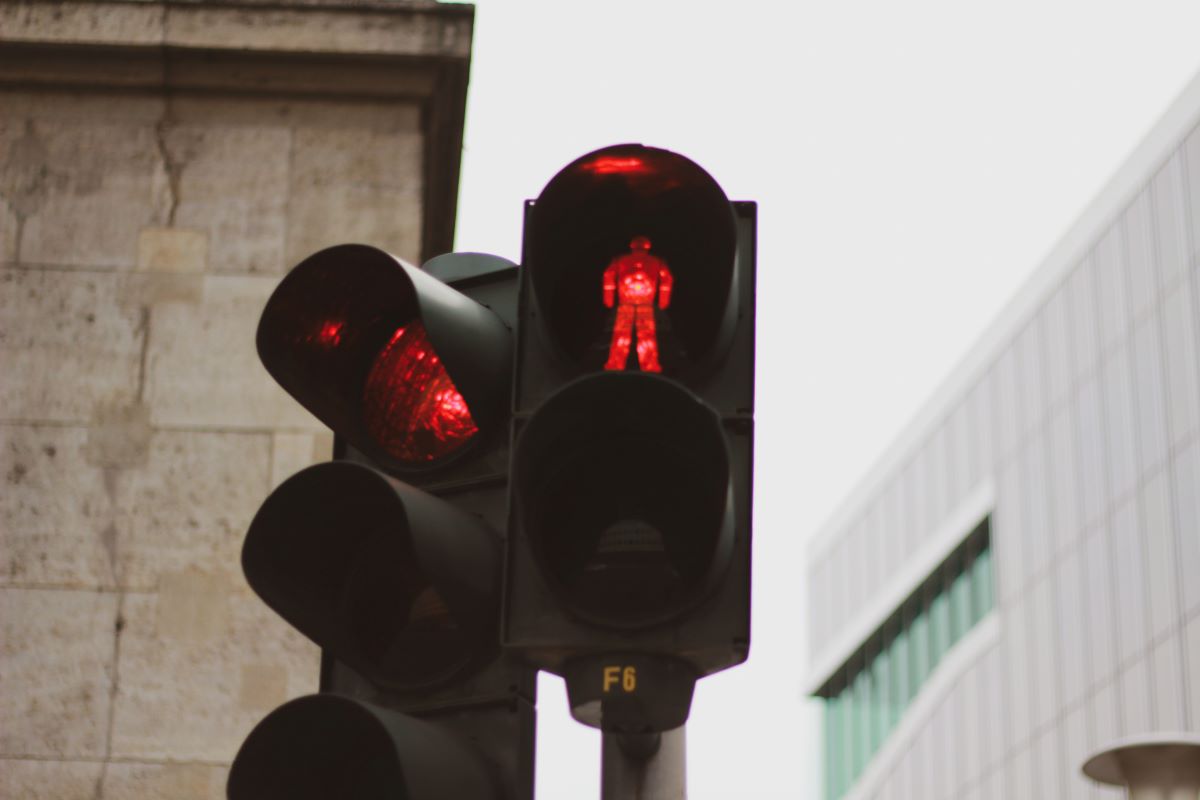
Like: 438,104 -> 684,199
243,461 -> 501,690
257,244 -> 512,474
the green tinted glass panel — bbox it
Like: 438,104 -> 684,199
972,547 -> 993,622
869,648 -> 887,754
888,628 -> 909,726
851,669 -> 870,780
950,563 -> 972,643
839,684 -> 854,792
825,693 -> 843,800
929,585 -> 950,669
909,605 -> 929,696
819,523 -> 992,800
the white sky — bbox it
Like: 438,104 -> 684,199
451,2 -> 1200,797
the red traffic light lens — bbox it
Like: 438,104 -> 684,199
581,155 -> 650,175
526,144 -> 737,376
363,321 -> 479,463
256,245 -> 511,477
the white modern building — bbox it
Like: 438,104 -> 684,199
804,71 -> 1200,799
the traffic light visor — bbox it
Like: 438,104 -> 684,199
257,245 -> 510,473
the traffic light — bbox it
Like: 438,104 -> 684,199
230,246 -> 534,800
504,144 -> 756,734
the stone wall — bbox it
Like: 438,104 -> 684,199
0,2 -> 472,796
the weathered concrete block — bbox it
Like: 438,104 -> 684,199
143,274 -> 323,430
164,123 -> 289,274
1,0 -> 473,61
111,580 -> 319,762
137,227 -> 208,273
286,123 -> 423,265
0,588 -> 118,758
269,430 -> 332,490
0,269 -> 144,423
12,118 -> 166,268
155,569 -> 232,645
0,205 -> 16,263
294,123 -> 420,188
101,762 -> 228,800
0,1 -> 164,48
164,3 -> 471,58
237,662 -> 288,713
0,758 -> 101,799
172,92 -> 421,133
119,270 -> 205,307
3,425 -> 271,592
85,401 -> 152,470
0,130 -> 17,261
154,93 -> 424,266
2,89 -> 165,127
114,430 -> 270,590
1,425 -> 117,589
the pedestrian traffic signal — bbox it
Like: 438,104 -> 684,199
505,144 -> 756,734
601,234 -> 673,372
230,247 -> 534,800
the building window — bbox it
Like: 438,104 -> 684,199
819,517 -> 993,800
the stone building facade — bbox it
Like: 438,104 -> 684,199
0,1 -> 473,796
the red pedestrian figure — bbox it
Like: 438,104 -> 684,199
602,236 -> 673,373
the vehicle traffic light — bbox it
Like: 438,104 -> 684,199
229,246 -> 534,800
504,144 -> 756,734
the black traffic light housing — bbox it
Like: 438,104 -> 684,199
230,142 -> 756,792
231,248 -> 535,800
503,144 -> 756,733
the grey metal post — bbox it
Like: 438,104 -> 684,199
1082,733 -> 1200,800
601,726 -> 686,800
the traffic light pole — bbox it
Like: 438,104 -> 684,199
601,726 -> 687,800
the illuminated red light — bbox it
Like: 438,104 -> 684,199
362,321 -> 478,463
582,156 -> 648,175
602,236 -> 672,373
313,320 -> 344,348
